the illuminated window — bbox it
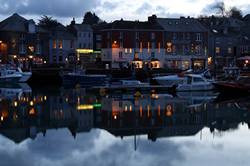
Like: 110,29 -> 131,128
59,40 -> 63,49
166,42 -> 172,53
216,47 -> 220,54
125,48 -> 128,53
158,42 -> 161,53
140,42 -> 143,53
53,40 -> 57,49
129,48 -> 132,53
228,47 -> 232,54
147,42 -> 150,53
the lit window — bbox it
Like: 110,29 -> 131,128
228,47 -> 232,54
216,47 -> 220,54
59,40 -> 63,49
140,42 -> 143,53
158,42 -> 161,53
125,48 -> 128,53
53,40 -> 57,49
147,42 -> 150,53
129,48 -> 132,53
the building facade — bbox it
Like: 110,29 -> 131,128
0,13 -> 49,68
48,24 -> 76,64
101,15 -> 209,70
156,16 -> 209,70
101,19 -> 164,69
68,19 -> 94,66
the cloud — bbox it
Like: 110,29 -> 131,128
0,0 -> 100,18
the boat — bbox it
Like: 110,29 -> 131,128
152,69 -> 213,88
0,65 -> 32,82
174,74 -> 215,91
0,67 -> 22,83
16,67 -> 32,82
213,76 -> 250,96
61,69 -> 108,87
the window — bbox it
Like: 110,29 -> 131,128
228,47 -> 232,54
129,48 -> 132,53
151,33 -> 155,40
79,43 -> 82,48
195,45 -> 201,55
147,42 -> 150,53
151,52 -> 155,58
59,55 -> 63,62
136,32 -> 139,39
107,32 -> 111,39
120,41 -> 123,48
216,47 -> 220,54
186,33 -> 190,40
151,42 -> 155,49
70,40 -> 74,49
96,35 -> 102,40
36,44 -> 41,54
140,42 -> 143,53
119,52 -> 123,58
58,40 -> 63,49
158,42 -> 161,53
53,40 -> 57,49
173,33 -> 177,40
125,48 -> 128,53
196,33 -> 201,41
119,32 -> 123,39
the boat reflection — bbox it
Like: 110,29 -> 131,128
0,87 -> 249,144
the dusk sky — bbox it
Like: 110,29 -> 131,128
0,0 -> 250,24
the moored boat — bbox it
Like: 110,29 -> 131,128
61,70 -> 108,87
213,76 -> 250,95
0,67 -> 22,83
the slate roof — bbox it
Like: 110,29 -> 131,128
0,13 -> 48,33
157,17 -> 208,32
50,23 -> 75,40
101,19 -> 164,31
73,24 -> 92,32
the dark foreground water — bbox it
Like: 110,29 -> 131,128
0,84 -> 250,166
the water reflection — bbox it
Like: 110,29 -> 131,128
0,86 -> 250,166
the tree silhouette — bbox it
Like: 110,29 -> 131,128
38,15 -> 59,29
83,12 -> 100,25
227,7 -> 243,19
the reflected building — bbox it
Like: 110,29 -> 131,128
0,88 -> 249,143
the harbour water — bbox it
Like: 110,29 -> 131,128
0,85 -> 250,166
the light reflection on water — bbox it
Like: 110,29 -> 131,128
0,85 -> 250,166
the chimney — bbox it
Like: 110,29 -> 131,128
148,14 -> 157,24
71,18 -> 75,25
